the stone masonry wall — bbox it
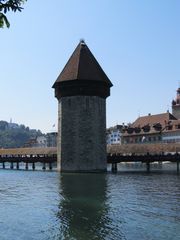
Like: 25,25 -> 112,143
57,96 -> 107,172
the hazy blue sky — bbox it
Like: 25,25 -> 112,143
1,0 -> 180,133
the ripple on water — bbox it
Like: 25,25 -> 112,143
0,170 -> 179,240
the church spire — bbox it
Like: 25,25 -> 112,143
172,87 -> 180,119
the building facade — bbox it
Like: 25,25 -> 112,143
122,112 -> 176,144
122,88 -> 180,144
24,136 -> 47,148
46,132 -> 57,147
106,125 -> 122,145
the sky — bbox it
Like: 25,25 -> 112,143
0,0 -> 180,133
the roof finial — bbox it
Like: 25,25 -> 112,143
80,38 -> 86,45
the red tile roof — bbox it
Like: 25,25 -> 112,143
122,113 -> 179,137
131,112 -> 177,128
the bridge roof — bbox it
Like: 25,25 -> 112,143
0,147 -> 57,156
0,144 -> 179,157
107,143 -> 180,154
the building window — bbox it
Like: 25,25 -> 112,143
175,124 -> 180,129
167,125 -> 172,130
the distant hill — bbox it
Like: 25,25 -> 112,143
0,121 -> 42,148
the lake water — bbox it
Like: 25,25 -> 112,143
0,165 -> 180,240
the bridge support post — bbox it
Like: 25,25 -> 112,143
177,160 -> 179,174
16,162 -> 19,170
49,162 -> 52,170
111,163 -> 117,173
146,162 -> 150,172
25,162 -> 28,170
158,161 -> 162,168
2,162 -> 5,169
10,162 -> 14,169
32,162 -> 35,170
42,162 -> 46,170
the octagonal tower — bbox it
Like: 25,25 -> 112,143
52,40 -> 112,172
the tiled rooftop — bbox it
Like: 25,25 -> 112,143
53,40 -> 112,88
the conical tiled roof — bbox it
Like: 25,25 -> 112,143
52,40 -> 112,88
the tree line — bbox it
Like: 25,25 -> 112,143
0,120 -> 42,148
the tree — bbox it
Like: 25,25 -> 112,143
0,120 -> 8,130
0,120 -> 42,148
0,0 -> 26,28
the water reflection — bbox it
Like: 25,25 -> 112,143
0,170 -> 179,239
57,173 -> 110,240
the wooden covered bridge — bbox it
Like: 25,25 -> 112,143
0,147 -> 57,170
107,143 -> 180,172
0,143 -> 180,172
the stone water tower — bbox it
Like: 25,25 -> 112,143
52,40 -> 113,172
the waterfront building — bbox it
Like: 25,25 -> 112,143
122,112 -> 176,144
24,136 -> 47,148
36,136 -> 47,147
53,40 -> 112,172
24,137 -> 37,147
106,125 -> 122,145
121,87 -> 180,144
46,132 -> 57,147
161,119 -> 180,143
